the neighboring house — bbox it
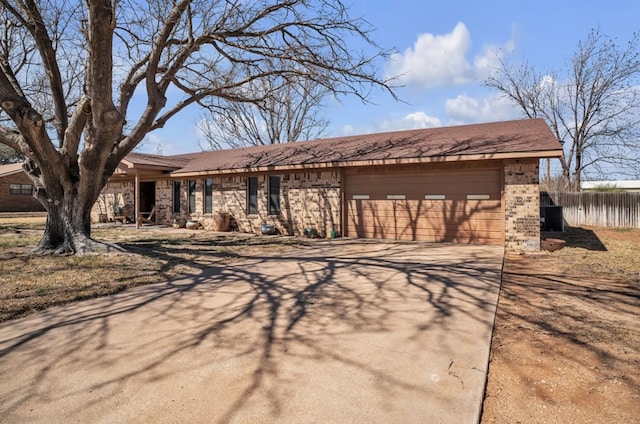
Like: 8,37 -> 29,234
0,163 -> 46,213
93,118 -> 563,251
581,180 -> 640,192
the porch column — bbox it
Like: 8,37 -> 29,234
135,169 -> 140,230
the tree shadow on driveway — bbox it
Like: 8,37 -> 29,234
0,240 -> 504,423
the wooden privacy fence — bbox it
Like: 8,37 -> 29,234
542,192 -> 640,228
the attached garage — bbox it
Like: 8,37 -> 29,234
345,164 -> 504,244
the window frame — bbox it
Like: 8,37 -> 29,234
188,179 -> 196,214
172,181 -> 181,213
247,176 -> 258,215
204,178 -> 213,214
268,175 -> 281,216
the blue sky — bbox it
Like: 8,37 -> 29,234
138,0 -> 638,155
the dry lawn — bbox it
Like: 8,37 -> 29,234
0,220 -> 307,322
482,226 -> 640,423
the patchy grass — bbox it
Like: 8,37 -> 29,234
483,226 -> 640,424
546,226 -> 640,280
0,224 -> 309,322
0,212 -> 47,226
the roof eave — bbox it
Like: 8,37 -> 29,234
169,149 -> 564,177
120,157 -> 185,171
0,169 -> 24,178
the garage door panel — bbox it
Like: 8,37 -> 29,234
356,218 -> 504,233
347,200 -> 502,214
353,224 -> 504,243
355,225 -> 505,238
348,213 -> 503,228
347,172 -> 501,195
347,201 -> 502,225
349,209 -> 504,228
346,169 -> 504,245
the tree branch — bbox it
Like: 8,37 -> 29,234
20,0 -> 69,142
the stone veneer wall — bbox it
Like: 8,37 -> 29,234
155,179 -> 174,224
504,158 -> 540,251
91,179 -> 174,223
91,180 -> 135,222
181,171 -> 341,237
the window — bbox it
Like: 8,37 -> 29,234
204,178 -> 213,214
172,181 -> 181,213
268,175 -> 281,215
467,194 -> 491,200
247,176 -> 258,215
188,180 -> 196,213
9,183 -> 33,195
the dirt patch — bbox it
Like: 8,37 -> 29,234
482,227 -> 640,423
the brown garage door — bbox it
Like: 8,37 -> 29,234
345,168 -> 504,244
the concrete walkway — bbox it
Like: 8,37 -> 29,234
0,240 -> 504,423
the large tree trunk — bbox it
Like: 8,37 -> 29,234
34,189 -> 121,256
28,151 -> 123,256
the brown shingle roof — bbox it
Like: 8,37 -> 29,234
123,152 -> 195,169
170,118 -> 561,175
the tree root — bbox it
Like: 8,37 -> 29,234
32,235 -> 125,256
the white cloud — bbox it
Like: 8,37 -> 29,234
398,112 -> 442,129
473,40 -> 516,80
539,74 -> 557,89
340,124 -> 355,135
445,93 -> 519,124
378,112 -> 441,132
137,133 -> 172,155
387,22 -> 472,88
386,22 -> 514,89
338,111 -> 442,136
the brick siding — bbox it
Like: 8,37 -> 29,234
179,171 -> 341,237
503,158 -> 540,251
0,173 -> 45,212
92,181 -> 135,222
93,171 -> 341,238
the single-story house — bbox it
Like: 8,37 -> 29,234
93,118 -> 563,251
0,162 -> 46,213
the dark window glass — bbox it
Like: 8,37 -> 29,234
204,178 -> 213,214
268,175 -> 280,215
247,176 -> 258,214
188,180 -> 196,213
172,181 -> 181,213
9,183 -> 33,195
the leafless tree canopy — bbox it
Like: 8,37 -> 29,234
198,74 -> 329,149
487,29 -> 640,191
0,0 -> 393,254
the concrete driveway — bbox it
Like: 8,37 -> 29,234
0,240 -> 503,423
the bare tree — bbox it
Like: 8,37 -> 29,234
198,75 -> 329,149
0,0 -> 393,255
487,29 -> 640,191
